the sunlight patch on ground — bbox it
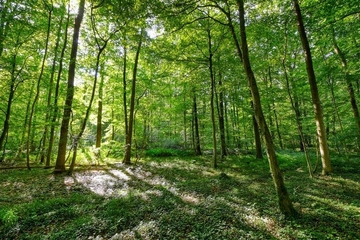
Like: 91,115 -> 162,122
107,221 -> 158,240
147,160 -> 209,173
217,196 -> 277,235
108,169 -> 131,181
64,170 -> 130,197
124,166 -> 201,204
305,194 -> 360,214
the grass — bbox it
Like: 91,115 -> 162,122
0,151 -> 359,239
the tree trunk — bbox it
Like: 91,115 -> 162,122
217,72 -> 227,159
68,20 -> 110,173
26,5 -> 53,169
253,115 -> 263,159
207,28 -> 218,168
41,10 -> 63,164
332,30 -> 360,146
123,30 -> 143,164
55,0 -> 86,173
96,64 -> 104,149
0,55 -> 17,161
268,67 -> 283,149
192,90 -> 202,155
46,8 -> 70,167
251,98 -> 263,158
237,0 -> 297,217
282,37 -> 313,177
123,46 -> 128,139
293,0 -> 331,175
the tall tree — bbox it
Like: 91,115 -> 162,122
293,0 -> 332,175
46,6 -> 70,167
123,29 -> 144,164
331,28 -> 360,144
26,1 -> 53,169
55,0 -> 86,173
236,0 -> 297,217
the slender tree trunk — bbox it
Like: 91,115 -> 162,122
217,72 -> 227,159
55,0 -> 86,173
282,45 -> 313,177
268,67 -> 283,149
192,90 -> 202,155
332,30 -> 360,146
207,28 -> 218,168
183,93 -> 187,148
253,115 -> 263,159
321,48 -> 349,156
96,64 -> 104,148
225,102 -> 232,148
123,31 -> 143,164
0,55 -> 17,161
251,99 -> 263,158
41,11 -> 64,164
237,0 -> 297,217
26,5 -> 53,169
46,8 -> 70,167
123,46 -> 128,139
68,35 -> 109,173
293,0 -> 331,175
15,84 -> 34,160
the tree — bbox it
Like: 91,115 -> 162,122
26,1 -> 53,169
236,0 -> 297,217
55,0 -> 86,173
123,29 -> 144,164
293,0 -> 332,175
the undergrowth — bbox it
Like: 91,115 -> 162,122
0,151 -> 359,239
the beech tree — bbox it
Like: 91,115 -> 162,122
293,0 -> 332,175
55,0 -> 86,173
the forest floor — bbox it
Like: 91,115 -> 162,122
0,150 -> 359,239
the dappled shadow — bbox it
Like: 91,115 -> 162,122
1,153 -> 360,239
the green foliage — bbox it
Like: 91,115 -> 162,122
1,153 -> 360,238
145,148 -> 193,157
0,209 -> 18,229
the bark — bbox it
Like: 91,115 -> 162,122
217,72 -> 227,158
26,5 -> 53,169
123,30 -> 144,164
183,93 -> 187,148
15,84 -> 34,160
253,115 -> 263,159
0,55 -> 17,161
332,30 -> 360,144
282,51 -> 313,177
207,28 -> 217,168
251,98 -> 263,158
96,70 -> 104,148
68,17 -> 110,173
192,90 -> 202,155
55,0 -> 86,173
237,0 -> 297,217
46,8 -> 70,167
293,0 -> 332,175
268,67 -> 283,149
41,10 -> 64,164
123,46 -> 128,138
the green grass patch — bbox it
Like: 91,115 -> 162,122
0,150 -> 359,239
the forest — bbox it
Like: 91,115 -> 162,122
1,0 -> 360,239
